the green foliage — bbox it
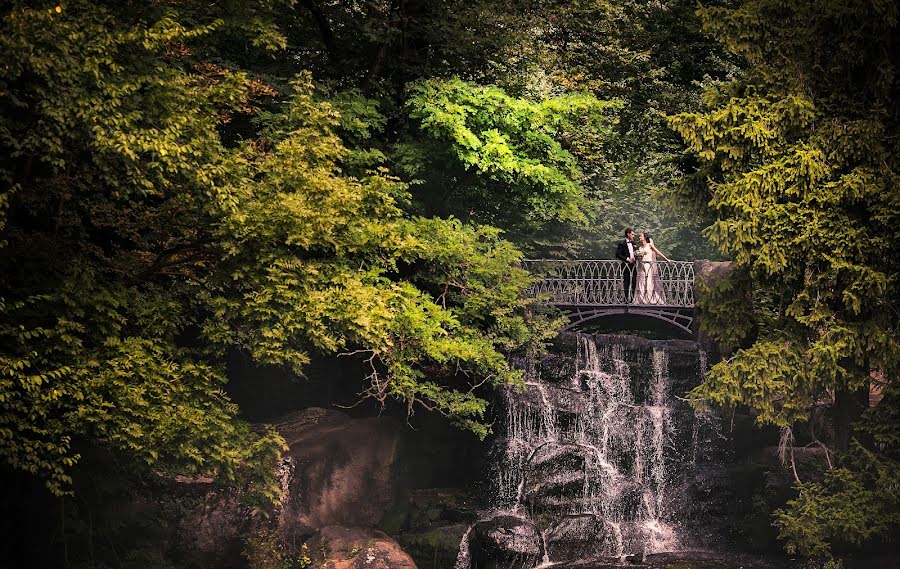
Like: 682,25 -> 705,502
0,0 -> 556,502
204,77 -> 553,437
1,0 -> 287,501
669,0 -> 900,557
694,268 -> 755,349
775,442 -> 900,558
695,340 -> 815,427
399,78 -> 620,237
671,0 -> 900,417
858,384 -> 900,452
772,387 -> 900,556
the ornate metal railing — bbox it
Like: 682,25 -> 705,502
524,259 -> 695,308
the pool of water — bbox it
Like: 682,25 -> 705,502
547,551 -> 900,569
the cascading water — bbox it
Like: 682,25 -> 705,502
464,332 -> 719,566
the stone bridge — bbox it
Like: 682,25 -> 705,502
524,259 -> 698,335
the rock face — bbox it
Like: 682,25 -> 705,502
693,260 -> 732,286
173,485 -> 252,568
468,515 -> 544,569
169,407 -> 412,568
275,408 -> 406,541
303,526 -> 417,569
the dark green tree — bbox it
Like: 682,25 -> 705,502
668,0 -> 900,558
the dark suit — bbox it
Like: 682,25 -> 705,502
615,239 -> 637,302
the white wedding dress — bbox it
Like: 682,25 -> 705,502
635,244 -> 660,304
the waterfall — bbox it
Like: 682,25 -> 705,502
691,347 -> 727,465
453,525 -> 473,569
487,333 -> 710,563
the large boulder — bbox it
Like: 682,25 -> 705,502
303,526 -> 417,569
543,514 -> 607,561
274,408 -> 406,542
522,443 -> 587,522
468,514 -> 543,569
692,260 -> 732,286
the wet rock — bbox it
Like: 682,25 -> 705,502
523,469 -> 585,505
468,514 -> 543,569
520,382 -> 589,417
527,443 -> 586,479
544,514 -> 607,560
537,352 -> 578,385
610,480 -> 644,522
303,526 -> 417,569
522,444 -> 588,522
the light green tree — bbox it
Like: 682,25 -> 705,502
397,78 -> 621,243
0,2 -> 556,501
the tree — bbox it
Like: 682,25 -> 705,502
231,0 -> 727,259
1,0 -> 287,501
0,1 -> 556,502
668,0 -> 900,558
397,78 -> 620,243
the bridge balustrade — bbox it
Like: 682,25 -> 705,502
523,259 -> 695,308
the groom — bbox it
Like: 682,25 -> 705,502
615,228 -> 637,302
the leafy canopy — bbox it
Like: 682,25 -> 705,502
668,0 -> 900,556
398,78 -> 621,239
0,1 -> 557,497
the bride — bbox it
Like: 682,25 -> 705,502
635,232 -> 671,304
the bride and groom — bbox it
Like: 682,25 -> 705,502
615,228 -> 672,304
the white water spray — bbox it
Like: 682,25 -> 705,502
495,334 -> 684,561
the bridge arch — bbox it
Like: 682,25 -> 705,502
559,306 -> 694,336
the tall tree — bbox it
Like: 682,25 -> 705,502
0,0 -> 558,503
668,0 -> 900,558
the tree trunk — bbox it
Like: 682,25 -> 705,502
833,379 -> 869,453
299,0 -> 338,65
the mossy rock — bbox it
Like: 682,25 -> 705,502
399,523 -> 469,569
406,488 -> 476,531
